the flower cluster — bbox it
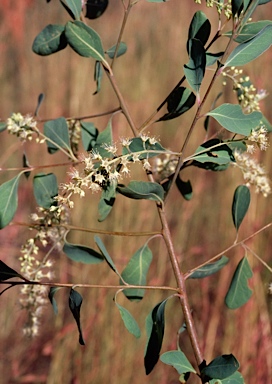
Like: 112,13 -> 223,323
19,204 -> 70,337
247,125 -> 269,153
6,112 -> 43,142
153,154 -> 178,181
233,149 -> 271,197
195,0 -> 232,18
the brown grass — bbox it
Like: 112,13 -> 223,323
0,1 -> 271,383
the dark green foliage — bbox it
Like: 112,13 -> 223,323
176,176 -> 193,201
232,185 -> 250,231
85,0 -> 109,19
32,25 -> 67,56
189,256 -> 229,279
158,87 -> 196,121
33,173 -> 58,208
200,354 -> 239,380
69,288 -> 85,345
63,242 -> 104,264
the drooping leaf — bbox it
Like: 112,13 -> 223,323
191,139 -> 235,165
232,185 -> 250,231
33,173 -> 58,208
201,354 -> 240,380
85,0 -> 109,19
0,174 -> 21,229
0,260 -> 25,281
160,350 -> 196,375
94,235 -> 120,276
209,371 -> 245,383
106,42 -> 127,59
206,104 -> 262,135
48,287 -> 62,314
176,176 -> 193,201
225,257 -> 253,309
93,60 -> 103,94
44,117 -> 71,154
63,242 -> 104,264
144,298 -> 168,375
158,87 -> 196,121
115,302 -> 141,338
189,256 -> 229,279
225,21 -> 272,43
98,180 -> 117,222
120,244 -> 153,302
93,118 -> 113,158
187,11 -> 211,52
32,24 -> 67,56
122,137 -> 166,160
184,38 -> 206,94
65,21 -> 105,61
224,25 -> 272,67
69,288 -> 85,345
80,121 -> 98,151
64,0 -> 82,20
117,181 -> 164,203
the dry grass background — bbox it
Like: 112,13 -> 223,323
0,1 -> 271,383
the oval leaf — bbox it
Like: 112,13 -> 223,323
44,117 -> 71,154
63,242 -> 104,264
184,38 -> 206,93
106,42 -> 127,59
32,24 -> 67,56
117,181 -> 164,202
94,235 -> 120,276
115,302 -> 141,338
33,173 -> 58,209
69,288 -> 85,345
189,256 -> 229,279
0,174 -> 21,229
187,11 -> 211,50
120,244 -> 153,301
158,87 -> 196,121
225,257 -> 253,309
191,139 -> 235,165
80,121 -> 98,151
201,354 -> 240,380
232,185 -> 250,231
160,350 -> 196,375
64,0 -> 82,20
207,104 -> 262,135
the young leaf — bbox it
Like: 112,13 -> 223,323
80,121 -> 98,151
117,181 -> 164,203
94,235 -> 120,276
120,244 -> 153,302
187,11 -> 211,51
0,174 -> 21,229
64,0 -> 82,20
206,104 -> 262,135
160,350 -> 196,375
225,257 -> 253,309
232,185 -> 250,231
144,299 -> 168,375
184,38 -> 206,94
93,60 -> 103,95
106,42 -> 127,59
115,302 -> 141,338
33,173 -> 58,209
48,287 -> 62,315
176,176 -> 193,201
188,256 -> 229,279
32,24 -> 67,56
65,21 -> 105,61
69,288 -> 85,345
209,371 -> 245,384
158,87 -> 196,121
44,117 -> 71,154
98,180 -> 117,222
85,0 -> 108,19
201,354 -> 239,380
0,260 -> 25,281
224,25 -> 272,67
191,139 -> 235,165
63,242 -> 104,264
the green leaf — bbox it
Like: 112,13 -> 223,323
80,121 -> 98,151
48,287 -> 61,315
189,256 -> 229,279
94,235 -> 120,276
65,21 -> 105,61
22,153 -> 31,179
158,87 -> 196,121
206,51 -> 224,66
225,257 -> 253,309
85,0 -> 108,19
160,350 -> 196,375
191,139 -> 235,165
93,118 -> 113,158
120,244 -> 153,302
122,137 -> 166,160
33,173 -> 58,209
0,174 -> 21,229
224,25 -> 272,67
117,181 -> 164,203
32,24 -> 67,56
210,371 -> 245,384
225,21 -> 272,43
144,298 -> 168,375
187,11 -> 211,50
63,242 -> 104,264
207,104 -> 262,135
98,180 -> 117,222
64,0 -> 82,20
201,354 -> 240,380
176,176 -> 193,201
0,260 -> 25,281
106,42 -> 127,58
44,117 -> 71,154
232,0 -> 243,17
69,288 -> 85,345
184,38 -> 206,94
232,185 -> 250,231
115,302 -> 141,338
93,60 -> 103,95
0,122 -> 6,132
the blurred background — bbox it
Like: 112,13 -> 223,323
0,1 -> 271,383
